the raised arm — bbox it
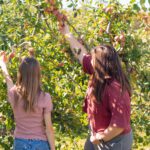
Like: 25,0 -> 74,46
0,51 -> 14,93
60,24 -> 88,64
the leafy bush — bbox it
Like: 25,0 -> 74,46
0,0 -> 149,149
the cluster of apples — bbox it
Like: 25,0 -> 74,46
114,32 -> 126,47
45,0 -> 67,27
0,51 -> 15,63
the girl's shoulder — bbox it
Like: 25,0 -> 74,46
38,92 -> 53,111
40,91 -> 51,99
105,79 -> 121,95
8,85 -> 18,105
106,79 -> 121,88
38,91 -> 52,105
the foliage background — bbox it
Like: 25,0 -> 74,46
0,0 -> 149,149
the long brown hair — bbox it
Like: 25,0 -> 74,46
15,57 -> 42,112
90,45 -> 131,102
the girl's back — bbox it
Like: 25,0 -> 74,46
8,86 -> 53,140
0,55 -> 55,150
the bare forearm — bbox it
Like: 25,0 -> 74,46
96,126 -> 124,142
46,128 -> 55,150
65,33 -> 88,64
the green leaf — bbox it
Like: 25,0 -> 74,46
141,5 -> 147,11
140,0 -> 146,6
67,3 -> 74,8
130,0 -> 136,3
0,0 -> 3,4
133,4 -> 140,11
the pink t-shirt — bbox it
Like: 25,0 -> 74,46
8,86 -> 53,140
82,54 -> 131,134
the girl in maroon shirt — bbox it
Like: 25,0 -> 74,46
60,24 -> 133,150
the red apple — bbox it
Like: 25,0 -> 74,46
52,9 -> 59,16
58,62 -> 64,67
9,52 -> 15,59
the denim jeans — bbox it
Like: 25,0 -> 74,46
13,138 -> 50,150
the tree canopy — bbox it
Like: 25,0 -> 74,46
0,0 -> 149,149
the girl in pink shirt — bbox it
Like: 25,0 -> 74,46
0,53 -> 55,150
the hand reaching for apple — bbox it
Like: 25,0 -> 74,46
0,51 -> 14,89
45,0 -> 67,28
0,51 -> 15,69
0,51 -> 7,71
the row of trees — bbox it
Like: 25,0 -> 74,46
0,0 -> 149,149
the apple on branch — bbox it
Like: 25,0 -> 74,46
58,62 -> 64,67
8,52 -> 15,60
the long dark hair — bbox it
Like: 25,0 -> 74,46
90,45 -> 131,102
15,57 -> 42,112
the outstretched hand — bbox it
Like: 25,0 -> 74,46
0,51 -> 14,90
0,51 -> 7,71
